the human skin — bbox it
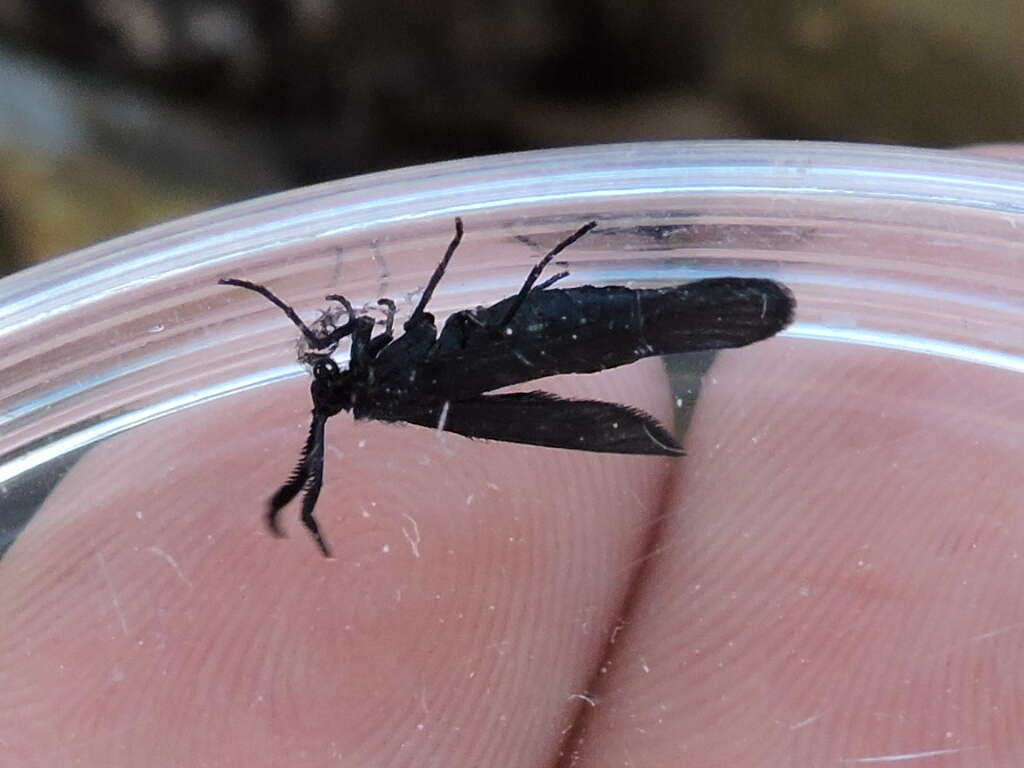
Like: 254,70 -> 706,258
0,148 -> 1021,766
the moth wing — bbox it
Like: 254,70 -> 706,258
379,391 -> 683,456
414,278 -> 794,399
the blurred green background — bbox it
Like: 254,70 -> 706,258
2,0 -> 1023,275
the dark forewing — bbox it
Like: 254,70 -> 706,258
405,277 -> 794,400
381,391 -> 683,455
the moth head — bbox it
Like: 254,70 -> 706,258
307,355 -> 353,415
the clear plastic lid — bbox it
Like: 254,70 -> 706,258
1,141 -> 1022,765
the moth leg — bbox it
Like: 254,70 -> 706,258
377,298 -> 396,336
498,221 -> 596,327
406,217 -> 464,329
325,292 -> 354,319
317,293 -> 358,347
266,410 -> 325,539
219,278 -> 326,349
268,463 -> 306,538
365,298 -> 397,358
347,316 -> 378,374
534,269 -> 570,291
301,449 -> 332,559
324,293 -> 355,325
269,411 -> 332,557
292,411 -> 331,557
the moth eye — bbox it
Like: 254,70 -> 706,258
314,358 -> 340,377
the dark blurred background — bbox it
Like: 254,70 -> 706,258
2,0 -> 1023,275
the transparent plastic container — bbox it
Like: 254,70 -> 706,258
1,141 -> 1022,766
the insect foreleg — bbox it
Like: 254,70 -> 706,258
324,294 -> 355,323
267,410 -> 328,551
347,316 -> 378,374
377,298 -> 396,336
315,293 -> 358,348
268,456 -> 308,537
299,412 -> 331,557
364,298 -> 397,358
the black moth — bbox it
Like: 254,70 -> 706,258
220,219 -> 795,556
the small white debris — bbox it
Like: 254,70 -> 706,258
401,513 -> 422,558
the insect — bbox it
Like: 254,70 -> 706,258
220,218 -> 795,556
